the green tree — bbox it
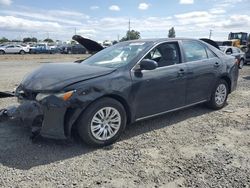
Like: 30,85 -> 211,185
71,40 -> 77,45
0,37 -> 9,43
120,30 -> 141,41
43,38 -> 54,43
11,39 -> 22,42
168,27 -> 176,38
23,37 -> 30,43
31,37 -> 38,43
23,37 -> 37,43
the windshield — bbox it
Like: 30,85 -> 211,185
81,41 -> 152,68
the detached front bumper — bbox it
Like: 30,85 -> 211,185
0,94 -> 70,140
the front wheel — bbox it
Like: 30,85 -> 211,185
0,50 -> 5,55
77,98 -> 127,147
207,79 -> 228,110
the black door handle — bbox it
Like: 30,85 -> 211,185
214,62 -> 220,67
178,69 -> 185,76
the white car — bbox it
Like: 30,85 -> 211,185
0,45 -> 29,55
219,46 -> 246,69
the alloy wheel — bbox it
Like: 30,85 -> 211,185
90,107 -> 121,141
215,84 -> 227,106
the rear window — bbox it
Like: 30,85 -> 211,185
182,40 -> 207,62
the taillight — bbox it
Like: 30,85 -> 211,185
235,59 -> 239,65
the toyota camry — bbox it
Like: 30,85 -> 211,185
0,36 -> 239,146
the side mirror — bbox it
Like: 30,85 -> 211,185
226,51 -> 232,55
139,59 -> 158,70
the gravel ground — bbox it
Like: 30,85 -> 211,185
0,57 -> 250,188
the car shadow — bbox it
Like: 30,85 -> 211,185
121,104 -> 213,142
0,104 -> 213,170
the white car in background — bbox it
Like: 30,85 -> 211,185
0,45 -> 29,55
219,46 -> 246,69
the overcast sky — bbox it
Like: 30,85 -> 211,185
0,0 -> 250,41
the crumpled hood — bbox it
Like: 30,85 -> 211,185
21,63 -> 115,91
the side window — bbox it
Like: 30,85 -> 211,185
182,41 -> 208,62
206,48 -> 217,59
144,42 -> 180,68
226,48 -> 233,54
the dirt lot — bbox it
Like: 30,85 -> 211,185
0,54 -> 88,63
0,56 -> 250,187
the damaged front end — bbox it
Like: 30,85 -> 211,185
0,37 -> 116,141
0,88 -> 80,140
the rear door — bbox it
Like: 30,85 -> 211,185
13,45 -> 22,53
181,40 -> 221,104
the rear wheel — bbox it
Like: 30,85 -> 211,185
207,79 -> 228,110
238,59 -> 244,69
0,50 -> 5,55
77,97 -> 127,147
19,50 -> 25,55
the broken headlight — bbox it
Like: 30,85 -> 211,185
36,90 -> 75,102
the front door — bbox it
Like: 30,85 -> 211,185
131,42 -> 187,119
5,45 -> 15,53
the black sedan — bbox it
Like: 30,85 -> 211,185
0,37 -> 239,146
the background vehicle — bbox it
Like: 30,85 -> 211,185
246,44 -> 250,63
219,46 -> 246,69
0,44 -> 29,55
0,37 -> 239,147
226,32 -> 249,54
228,32 -> 248,47
59,44 -> 87,54
29,43 -> 58,54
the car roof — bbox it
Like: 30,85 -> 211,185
122,38 -> 198,43
73,35 -> 221,53
219,46 -> 232,48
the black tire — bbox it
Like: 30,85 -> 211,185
19,50 -> 25,55
207,79 -> 228,110
238,59 -> 244,69
0,50 -> 5,55
77,97 -> 127,147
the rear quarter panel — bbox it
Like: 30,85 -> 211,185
223,55 -> 239,92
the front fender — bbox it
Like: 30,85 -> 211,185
64,91 -> 131,138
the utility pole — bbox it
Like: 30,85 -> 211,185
74,28 -> 77,35
209,29 -> 213,39
128,19 -> 131,40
